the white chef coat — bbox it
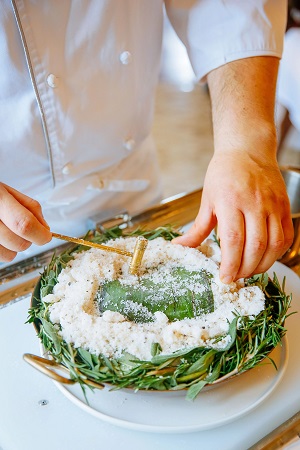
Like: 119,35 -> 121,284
277,27 -> 300,132
0,0 -> 286,245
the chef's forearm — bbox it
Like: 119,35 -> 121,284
207,56 -> 279,159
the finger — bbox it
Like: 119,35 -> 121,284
235,215 -> 267,280
2,183 -> 50,229
252,214 -> 286,275
0,191 -> 52,246
0,221 -> 31,252
172,201 -> 217,247
281,213 -> 294,255
0,244 -> 17,263
218,209 -> 245,284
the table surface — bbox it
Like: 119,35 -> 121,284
0,262 -> 299,450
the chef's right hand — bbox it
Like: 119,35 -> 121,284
0,183 -> 52,262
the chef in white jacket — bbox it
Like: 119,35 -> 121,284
0,0 -> 294,283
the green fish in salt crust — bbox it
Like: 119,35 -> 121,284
96,267 -> 214,323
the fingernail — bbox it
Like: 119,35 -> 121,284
221,275 -> 233,284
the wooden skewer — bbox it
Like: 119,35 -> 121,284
52,232 -> 133,257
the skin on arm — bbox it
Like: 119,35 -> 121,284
173,56 -> 294,283
277,104 -> 292,158
0,183 -> 52,262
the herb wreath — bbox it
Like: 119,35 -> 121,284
28,226 -> 292,401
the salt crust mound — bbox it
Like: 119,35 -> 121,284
43,237 -> 265,360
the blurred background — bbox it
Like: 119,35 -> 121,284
153,15 -> 213,199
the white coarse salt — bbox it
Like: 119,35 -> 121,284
102,310 -> 126,323
44,237 -> 266,360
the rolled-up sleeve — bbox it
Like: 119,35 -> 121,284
165,0 -> 287,82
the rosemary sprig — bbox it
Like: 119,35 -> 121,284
28,226 -> 292,401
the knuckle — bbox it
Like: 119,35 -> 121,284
251,238 -> 266,253
13,216 -> 33,236
223,230 -> 243,246
270,239 -> 285,253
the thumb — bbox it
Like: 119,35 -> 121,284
173,204 -> 217,247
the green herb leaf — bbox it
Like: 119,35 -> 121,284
151,342 -> 162,357
41,318 -> 61,355
185,349 -> 216,375
186,380 -> 208,401
78,347 -> 95,369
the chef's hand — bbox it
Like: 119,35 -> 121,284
173,153 -> 294,283
0,183 -> 52,262
173,56 -> 294,283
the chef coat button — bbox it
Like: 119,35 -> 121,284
47,74 -> 59,88
119,51 -> 132,65
123,138 -> 135,151
62,163 -> 72,175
